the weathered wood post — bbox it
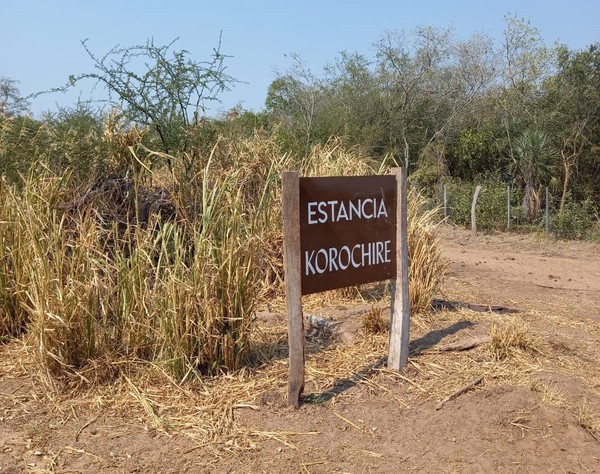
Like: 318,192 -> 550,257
443,184 -> 448,219
471,185 -> 483,236
282,171 -> 304,408
507,185 -> 511,230
545,187 -> 550,234
388,167 -> 410,370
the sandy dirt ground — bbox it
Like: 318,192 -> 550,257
1,226 -> 599,473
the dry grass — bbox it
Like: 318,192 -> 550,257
0,136 -> 280,382
488,317 -> 539,361
406,189 -> 446,313
361,307 -> 388,335
0,131 -> 448,444
2,291 -> 600,455
539,381 -> 567,408
0,178 -> 22,342
574,399 -> 598,433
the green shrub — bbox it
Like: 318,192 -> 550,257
549,199 -> 599,240
0,116 -> 44,184
0,105 -> 108,187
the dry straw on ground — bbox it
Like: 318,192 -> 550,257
2,287 -> 599,451
489,317 -> 540,361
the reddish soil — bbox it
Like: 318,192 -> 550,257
1,227 -> 599,473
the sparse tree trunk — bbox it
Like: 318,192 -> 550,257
559,140 -> 580,215
560,160 -> 570,215
523,172 -> 536,221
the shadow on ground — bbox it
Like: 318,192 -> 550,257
303,320 -> 475,404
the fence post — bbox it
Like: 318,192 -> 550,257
443,184 -> 448,219
545,187 -> 550,234
507,185 -> 511,230
471,185 -> 482,236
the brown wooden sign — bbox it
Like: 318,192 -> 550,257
299,175 -> 397,295
283,169 -> 409,407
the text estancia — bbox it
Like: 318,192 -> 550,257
307,198 -> 388,224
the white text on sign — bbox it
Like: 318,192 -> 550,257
304,241 -> 392,276
307,198 -> 388,224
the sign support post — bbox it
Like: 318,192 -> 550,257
282,171 -> 304,407
387,167 -> 410,370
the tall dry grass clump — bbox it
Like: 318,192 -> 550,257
0,130 -> 445,384
0,178 -> 26,342
406,189 -> 446,313
0,170 -> 70,345
489,317 -> 539,360
0,133 -> 287,383
300,137 -> 382,177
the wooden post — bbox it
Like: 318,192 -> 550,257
507,185 -> 511,230
388,167 -> 410,371
545,186 -> 550,234
443,184 -> 448,219
282,171 -> 304,407
471,185 -> 482,236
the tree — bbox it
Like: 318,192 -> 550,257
266,54 -> 323,156
0,77 -> 29,118
512,130 -> 556,220
374,26 -> 496,173
375,27 -> 450,168
41,102 -> 107,178
501,15 -> 553,95
541,43 -> 600,207
320,51 -> 383,154
499,14 -> 555,156
64,36 -> 235,165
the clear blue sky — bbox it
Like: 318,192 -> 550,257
1,0 -> 598,117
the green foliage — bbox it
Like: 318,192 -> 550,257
448,127 -> 509,179
215,109 -> 274,142
443,175 -> 599,240
259,20 -> 599,211
0,77 -> 29,118
549,199 -> 599,240
541,43 -> 600,203
0,115 -> 44,183
0,104 -> 107,185
512,130 -> 556,182
265,55 -> 325,157
411,140 -> 448,188
512,129 -> 557,220
41,103 -> 108,179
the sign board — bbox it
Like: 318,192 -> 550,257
299,176 -> 397,295
282,169 -> 410,408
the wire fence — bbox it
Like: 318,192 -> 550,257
432,181 -> 600,240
